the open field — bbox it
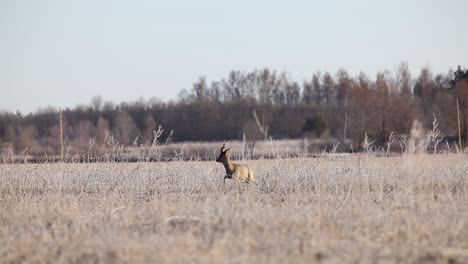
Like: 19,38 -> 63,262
1,154 -> 468,263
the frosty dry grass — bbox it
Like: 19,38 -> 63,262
0,154 -> 467,263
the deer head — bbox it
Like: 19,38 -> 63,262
216,144 -> 230,163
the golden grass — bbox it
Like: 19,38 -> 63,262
1,154 -> 467,263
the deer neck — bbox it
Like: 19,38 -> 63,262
223,159 -> 235,175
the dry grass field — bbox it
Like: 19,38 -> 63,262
1,154 -> 468,263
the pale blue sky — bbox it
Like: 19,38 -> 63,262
1,0 -> 467,114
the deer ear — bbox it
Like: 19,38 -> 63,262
225,148 -> 230,154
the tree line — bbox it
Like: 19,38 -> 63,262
1,63 -> 467,155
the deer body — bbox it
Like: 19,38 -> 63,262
216,145 -> 255,184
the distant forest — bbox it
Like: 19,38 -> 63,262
1,63 -> 468,154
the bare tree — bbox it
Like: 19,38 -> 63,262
285,82 -> 300,105
252,109 -> 269,139
322,72 -> 334,104
73,120 -> 96,150
453,66 -> 468,145
414,67 -> 436,107
192,77 -> 208,101
257,68 -> 274,105
348,72 -> 371,148
144,115 -> 157,142
312,72 -> 322,105
17,125 -> 42,153
373,72 -> 391,142
91,96 -> 104,111
396,62 -> 412,95
207,81 -> 222,102
96,117 -> 109,145
302,80 -> 313,105
272,73 -> 289,105
113,111 -> 138,145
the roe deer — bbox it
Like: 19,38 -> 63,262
216,144 -> 256,185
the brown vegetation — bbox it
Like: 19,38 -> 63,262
0,154 -> 467,263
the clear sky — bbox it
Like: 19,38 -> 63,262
1,0 -> 467,114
